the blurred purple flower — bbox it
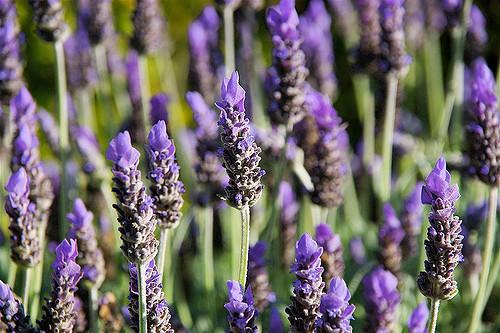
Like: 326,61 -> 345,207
224,280 -> 258,333
315,277 -> 355,332
315,223 -> 344,283
407,302 -> 429,333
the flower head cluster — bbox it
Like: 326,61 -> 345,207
0,280 -> 36,333
150,93 -> 170,126
247,242 -> 275,312
86,0 -> 113,46
224,280 -> 258,333
130,0 -> 165,54
38,239 -> 83,333
407,302 -> 429,333
0,0 -> 23,104
146,120 -> 185,229
354,0 -> 381,72
72,125 -> 105,175
465,5 -> 487,61
28,0 -> 68,42
442,0 -> 463,28
418,157 -> 463,300
217,71 -> 265,209
315,277 -> 355,333
378,203 -> 405,277
362,266 -> 400,333
286,233 -> 324,333
315,223 -> 344,284
125,52 -> 146,144
401,182 -> 423,258
265,0 -> 308,126
106,131 -> 158,264
37,109 -> 60,153
465,58 -> 500,186
128,260 -> 173,333
279,181 -> 299,268
299,0 -> 337,99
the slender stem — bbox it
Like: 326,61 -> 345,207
21,267 -> 31,311
89,287 -> 99,333
467,187 -> 498,333
157,229 -> 169,279
137,263 -> 148,333
380,75 -> 398,201
428,298 -> 440,333
54,41 -> 69,241
483,248 -> 500,313
30,222 -> 47,319
223,6 -> 236,75
138,56 -> 151,133
352,74 -> 375,167
202,206 -> 214,292
238,206 -> 251,287
7,262 -> 17,287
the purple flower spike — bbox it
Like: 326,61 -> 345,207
107,131 -> 158,264
349,237 -> 366,265
217,71 -> 265,209
269,307 -> 285,333
130,0 -> 165,54
407,302 -> 429,333
315,277 -> 355,333
362,266 -> 400,333
39,239 -> 82,333
150,93 -> 170,126
86,0 -> 113,46
146,121 -> 185,230
442,0 -> 463,28
465,5 -> 487,61
29,0 -> 68,42
418,157 -> 463,301
37,109 -> 60,153
247,242 -> 275,311
378,203 -> 404,277
224,280 -> 258,333
401,182 -> 423,258
0,280 -> 36,333
286,233 -> 324,332
72,125 -> 104,175
354,0 -> 381,72
315,223 -> 344,284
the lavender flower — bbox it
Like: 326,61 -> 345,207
145,120 -> 185,229
378,203 -> 404,277
401,182 -> 423,258
38,239 -> 83,333
73,296 -> 87,333
28,0 -> 68,42
407,302 -> 429,333
379,0 -> 411,77
72,125 -> 105,175
315,223 -> 344,284
125,51 -> 145,144
67,198 -> 106,288
0,280 -> 36,333
224,280 -> 258,333
216,71 -> 265,209
106,131 -> 158,264
299,0 -> 337,99
279,181 -> 299,268
247,242 -> 275,311
465,58 -> 500,186
286,233 -> 324,333
87,0 -> 113,46
418,157 -> 463,300
423,0 -> 446,32
362,266 -> 400,333
37,109 -> 60,153
442,0 -> 462,28
269,307 -> 285,333
349,237 -> 366,264
405,0 -> 425,49
354,0 -> 381,72
130,0 -> 165,54
465,5 -> 487,61
0,0 -> 23,104
315,277 -> 355,333
150,93 -> 169,126
128,260 -> 173,333
266,0 -> 308,126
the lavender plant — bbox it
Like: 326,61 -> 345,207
315,277 -> 355,333
315,223 -> 345,284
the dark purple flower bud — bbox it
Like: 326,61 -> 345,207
265,0 -> 308,126
106,131 -> 158,264
247,241 -> 275,312
465,58 -> 500,186
379,0 -> 411,77
224,280 -> 258,333
407,302 -> 429,333
299,0 -> 337,99
0,280 -> 37,333
28,0 -> 68,42
349,237 -> 366,264
362,266 -> 400,333
269,307 -> 285,333
378,203 -> 404,277
150,93 -> 170,126
125,51 -> 145,144
145,120 -> 185,229
401,182 -> 423,258
72,125 -> 104,175
278,181 -> 299,268
286,233 -> 324,333
418,157 -> 463,301
128,260 -> 173,333
130,0 -> 165,54
37,109 -> 60,153
315,223 -> 344,284
217,71 -> 265,209
326,0 -> 358,45
87,0 -> 113,46
442,0 -> 462,28
38,239 -> 83,333
0,0 -> 23,104
67,198 -> 106,287
315,277 -> 355,333
354,0 -> 381,72
465,5 -> 487,61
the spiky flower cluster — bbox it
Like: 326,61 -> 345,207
128,260 -> 173,333
224,280 -> 258,333
247,242 -> 275,312
465,58 -> 500,186
130,0 -> 165,54
354,0 -> 381,72
150,93 -> 169,126
106,131 -> 158,264
465,5 -> 487,61
378,203 -> 404,278
87,0 -> 113,46
28,0 -> 68,42
315,277 -> 355,333
72,125 -> 105,175
266,0 -> 308,126
401,182 -> 423,258
0,280 -> 36,333
315,223 -> 344,284
286,233 -> 324,333
39,239 -> 83,333
418,157 -> 463,301
217,71 -> 265,209
146,120 -> 185,229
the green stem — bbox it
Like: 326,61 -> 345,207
89,287 -> 99,333
352,74 -> 375,167
7,263 -> 17,287
30,222 -> 47,319
157,229 -> 168,279
428,298 -> 440,333
202,206 -> 214,292
483,248 -> 500,313
467,186 -> 498,333
54,41 -> 69,241
380,75 -> 398,201
223,6 -> 236,75
137,263 -> 148,333
138,56 -> 151,134
238,206 -> 251,287
21,267 -> 31,311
